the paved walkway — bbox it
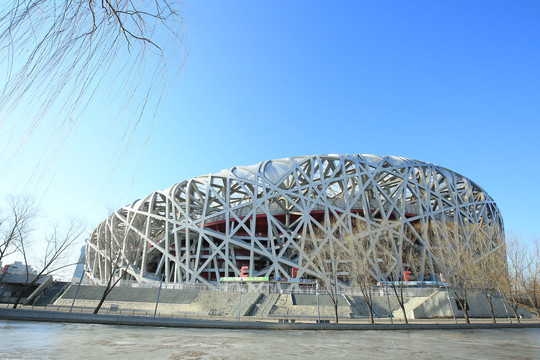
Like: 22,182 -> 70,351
1,307 -> 539,331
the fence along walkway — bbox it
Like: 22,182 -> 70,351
80,278 -> 442,297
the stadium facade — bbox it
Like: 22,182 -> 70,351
85,154 -> 504,286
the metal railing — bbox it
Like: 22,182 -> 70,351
78,277 -> 445,297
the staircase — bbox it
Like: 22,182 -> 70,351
249,294 -> 279,317
392,292 -> 437,320
33,282 -> 70,306
226,292 -> 262,317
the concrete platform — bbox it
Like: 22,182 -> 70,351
1,308 -> 539,331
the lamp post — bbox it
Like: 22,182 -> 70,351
237,278 -> 243,322
444,283 -> 457,324
499,289 -> 512,324
316,280 -> 321,323
154,274 -> 164,318
70,271 -> 85,313
385,281 -> 393,324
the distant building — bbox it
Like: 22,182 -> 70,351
71,246 -> 86,282
85,154 -> 504,285
1,261 -> 37,275
0,261 -> 51,304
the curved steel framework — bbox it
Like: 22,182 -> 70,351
85,154 -> 504,285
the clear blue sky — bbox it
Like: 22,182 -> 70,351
1,0 -> 539,256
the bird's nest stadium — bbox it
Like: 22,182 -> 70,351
85,154 -> 504,286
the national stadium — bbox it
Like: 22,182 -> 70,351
85,154 -> 504,286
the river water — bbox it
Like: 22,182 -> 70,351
0,320 -> 539,359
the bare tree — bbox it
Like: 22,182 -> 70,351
92,244 -> 129,314
0,1 -> 184,171
374,221 -> 411,324
471,231 -> 506,324
12,219 -> 85,308
429,221 -> 475,323
497,242 -> 523,323
304,220 -> 345,323
342,220 -> 377,324
92,216 -> 138,314
432,221 -> 502,323
0,196 -> 35,264
0,196 -> 85,307
502,236 -> 540,321
384,246 -> 409,324
525,240 -> 540,317
509,237 -> 540,317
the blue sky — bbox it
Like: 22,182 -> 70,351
1,0 -> 539,258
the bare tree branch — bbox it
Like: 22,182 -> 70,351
0,1 -> 185,177
0,195 -> 36,263
342,220 -> 377,324
12,218 -> 86,308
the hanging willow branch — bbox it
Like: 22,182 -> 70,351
0,0 -> 184,153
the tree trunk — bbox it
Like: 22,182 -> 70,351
334,301 -> 339,324
93,267 -> 127,314
93,289 -> 110,314
485,293 -> 496,324
367,302 -> 374,324
12,285 -> 28,309
462,300 -> 470,324
94,277 -> 115,314
392,284 -> 408,324
399,301 -> 408,324
454,290 -> 470,324
12,276 -> 40,308
510,305 -> 521,324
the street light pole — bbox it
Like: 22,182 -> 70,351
237,278 -> 243,322
154,274 -> 164,318
499,289 -> 512,324
316,280 -> 321,323
70,271 -> 85,313
385,282 -> 393,325
444,283 -> 457,324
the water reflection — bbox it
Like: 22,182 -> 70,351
0,320 -> 538,359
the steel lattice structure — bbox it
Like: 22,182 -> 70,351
85,154 -> 504,285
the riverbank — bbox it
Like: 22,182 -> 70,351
1,308 -> 539,331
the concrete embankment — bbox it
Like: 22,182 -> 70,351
54,285 -> 535,321
1,308 -> 539,331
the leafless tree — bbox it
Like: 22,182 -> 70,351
92,217 -> 138,314
92,246 -> 128,314
429,222 -> 469,322
342,220 -> 377,324
12,219 -> 85,308
470,229 -> 506,324
304,220 -> 345,323
374,221 -> 411,324
507,237 -> 540,318
497,244 -> 523,323
429,221 -> 497,324
0,1 -> 184,167
501,236 -> 540,321
525,240 -> 540,317
0,196 -> 35,264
